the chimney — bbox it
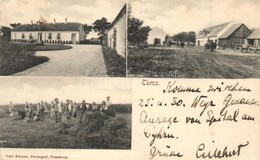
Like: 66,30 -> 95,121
65,18 -> 67,23
31,20 -> 33,24
54,19 -> 56,24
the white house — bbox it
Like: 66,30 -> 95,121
11,19 -> 85,44
106,4 -> 127,58
196,22 -> 230,46
196,22 -> 252,48
247,27 -> 260,46
147,27 -> 167,45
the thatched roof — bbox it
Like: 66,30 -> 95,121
219,23 -> 243,39
247,27 -> 260,39
205,22 -> 230,38
196,22 -> 230,38
12,22 -> 82,32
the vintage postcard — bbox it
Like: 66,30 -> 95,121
0,0 -> 260,160
0,0 -> 127,77
0,77 -> 132,150
128,0 -> 260,78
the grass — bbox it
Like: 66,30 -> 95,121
0,39 -> 49,75
102,46 -> 126,77
0,105 -> 131,149
32,44 -> 72,51
128,47 -> 260,78
0,38 -> 72,75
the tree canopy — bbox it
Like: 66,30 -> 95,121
171,31 -> 196,43
128,17 -> 151,46
10,23 -> 21,28
83,23 -> 93,37
92,17 -> 111,36
0,26 -> 11,41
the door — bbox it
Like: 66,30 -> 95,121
38,33 -> 42,42
71,33 -> 76,44
198,40 -> 200,46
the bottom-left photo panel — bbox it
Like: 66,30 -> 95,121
0,77 -> 132,150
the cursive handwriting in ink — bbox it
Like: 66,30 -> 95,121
163,81 -> 201,93
149,146 -> 183,160
221,94 -> 259,114
191,95 -> 216,116
196,141 -> 249,158
207,82 -> 252,92
140,110 -> 179,128
144,125 -> 177,146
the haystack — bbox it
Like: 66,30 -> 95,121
0,107 -> 10,118
67,112 -> 131,149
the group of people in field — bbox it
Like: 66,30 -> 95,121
8,96 -> 113,124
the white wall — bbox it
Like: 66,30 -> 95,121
107,15 -> 126,58
147,29 -> 166,45
11,31 -> 81,43
196,37 -> 218,46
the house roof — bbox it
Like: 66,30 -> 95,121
108,4 -> 126,31
150,27 -> 167,36
247,27 -> 260,39
218,23 -> 243,38
12,22 -> 82,32
205,22 -> 230,38
196,22 -> 230,38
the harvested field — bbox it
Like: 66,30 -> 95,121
0,106 -> 131,149
128,47 -> 260,78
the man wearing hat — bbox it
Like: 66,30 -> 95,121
54,98 -> 60,123
105,96 -> 112,110
80,100 -> 87,120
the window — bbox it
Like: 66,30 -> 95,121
48,33 -> 52,40
29,33 -> 33,40
57,33 -> 61,40
22,33 -> 25,39
14,33 -> 17,39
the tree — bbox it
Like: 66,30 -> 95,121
0,26 -> 11,41
128,17 -> 151,47
10,23 -> 21,28
171,31 -> 196,43
92,17 -> 111,44
83,23 -> 93,37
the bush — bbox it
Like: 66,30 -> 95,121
0,39 -> 49,75
102,46 -> 126,77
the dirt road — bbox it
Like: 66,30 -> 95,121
13,45 -> 107,77
129,47 -> 260,78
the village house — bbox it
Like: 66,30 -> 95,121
196,22 -> 252,48
147,27 -> 167,45
106,4 -> 127,58
247,27 -> 260,46
11,19 -> 85,44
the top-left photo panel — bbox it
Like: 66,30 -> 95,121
0,0 -> 127,77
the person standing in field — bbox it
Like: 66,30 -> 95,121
28,103 -> 33,118
50,101 -> 55,117
80,100 -> 87,120
9,101 -> 14,116
92,102 -> 98,112
67,100 -> 73,123
20,102 -> 27,119
105,96 -> 112,109
72,102 -> 78,118
54,98 -> 60,123
60,101 -> 65,114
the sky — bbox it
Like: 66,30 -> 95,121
0,0 -> 126,38
0,78 -> 132,105
130,0 -> 260,35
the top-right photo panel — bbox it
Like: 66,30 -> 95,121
127,0 -> 260,78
